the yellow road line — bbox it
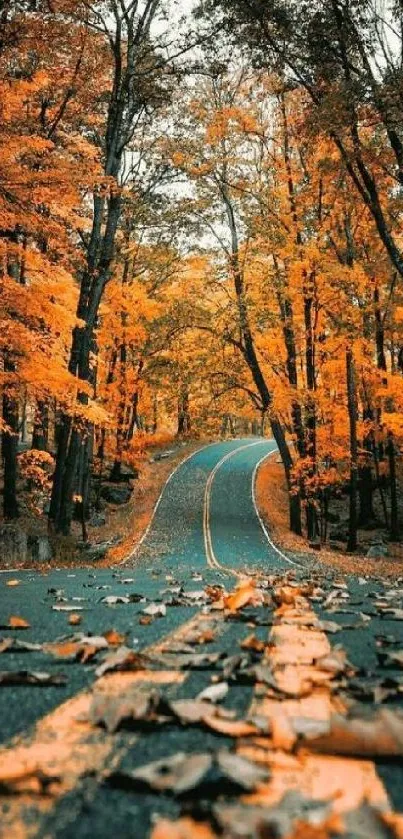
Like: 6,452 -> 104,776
238,585 -> 397,822
0,611 -> 224,839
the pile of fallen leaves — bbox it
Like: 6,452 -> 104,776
1,572 -> 403,838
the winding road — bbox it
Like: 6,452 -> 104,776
0,439 -> 282,743
0,438 -> 402,837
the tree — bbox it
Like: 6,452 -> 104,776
200,0 -> 403,283
48,0 -> 176,534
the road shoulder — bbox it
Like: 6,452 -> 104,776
255,453 -> 403,580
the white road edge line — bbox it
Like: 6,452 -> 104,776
252,448 -> 299,567
204,440 -> 270,576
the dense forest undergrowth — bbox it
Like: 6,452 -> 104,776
1,0 -> 403,566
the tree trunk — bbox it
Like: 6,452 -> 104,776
2,356 -> 19,519
177,385 -> 191,436
387,432 -> 400,541
304,282 -> 318,542
49,193 -> 122,534
32,400 -> 49,451
346,348 -> 358,552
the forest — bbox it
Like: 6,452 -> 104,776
1,0 -> 403,559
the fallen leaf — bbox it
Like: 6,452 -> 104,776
139,615 -> 153,625
109,752 -> 212,794
314,648 -> 348,674
95,646 -> 150,678
155,652 -> 222,670
5,580 -> 20,587
0,634 -> 33,658
168,699 -> 234,725
110,749 -> 268,796
204,585 -> 224,602
240,634 -> 265,653
68,614 -> 82,626
0,671 -> 67,686
224,580 -> 264,612
7,616 -> 30,629
44,635 -> 108,662
183,628 -> 216,646
273,585 -> 302,607
378,650 -> 403,669
379,608 -> 403,621
314,620 -> 343,634
103,629 -> 126,646
143,603 -> 167,617
202,717 -> 259,738
151,817 -> 216,839
214,792 -> 337,839
88,688 -> 161,732
197,682 -> 228,703
43,641 -> 82,659
100,595 -> 130,605
305,708 -> 403,757
216,750 -> 269,790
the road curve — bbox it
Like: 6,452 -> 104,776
131,437 -> 290,577
0,438 -> 286,743
1,438 -> 403,832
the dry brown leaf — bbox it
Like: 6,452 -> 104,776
168,699 -> 233,725
103,629 -> 126,646
202,716 -> 259,737
110,749 -> 269,796
151,817 -> 216,839
184,628 -> 216,646
68,613 -> 82,626
314,649 -> 348,674
95,646 -> 150,678
44,641 -> 81,659
216,750 -> 269,790
304,708 -> 403,757
139,615 -> 153,626
88,688 -> 161,732
205,585 -> 224,602
240,634 -> 265,653
273,585 -> 302,607
110,752 -> 213,794
224,580 -> 264,612
0,670 -> 67,686
197,682 -> 228,703
381,813 -> 403,839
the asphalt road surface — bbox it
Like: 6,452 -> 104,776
0,438 -> 402,838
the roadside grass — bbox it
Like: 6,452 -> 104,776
256,455 -> 403,579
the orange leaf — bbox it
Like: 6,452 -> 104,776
9,616 -> 30,629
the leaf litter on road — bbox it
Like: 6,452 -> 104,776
107,749 -> 269,795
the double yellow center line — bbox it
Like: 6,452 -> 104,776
203,441 -> 269,577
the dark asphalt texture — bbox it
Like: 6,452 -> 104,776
0,438 -> 402,836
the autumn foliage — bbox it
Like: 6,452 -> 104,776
0,1 -> 402,554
